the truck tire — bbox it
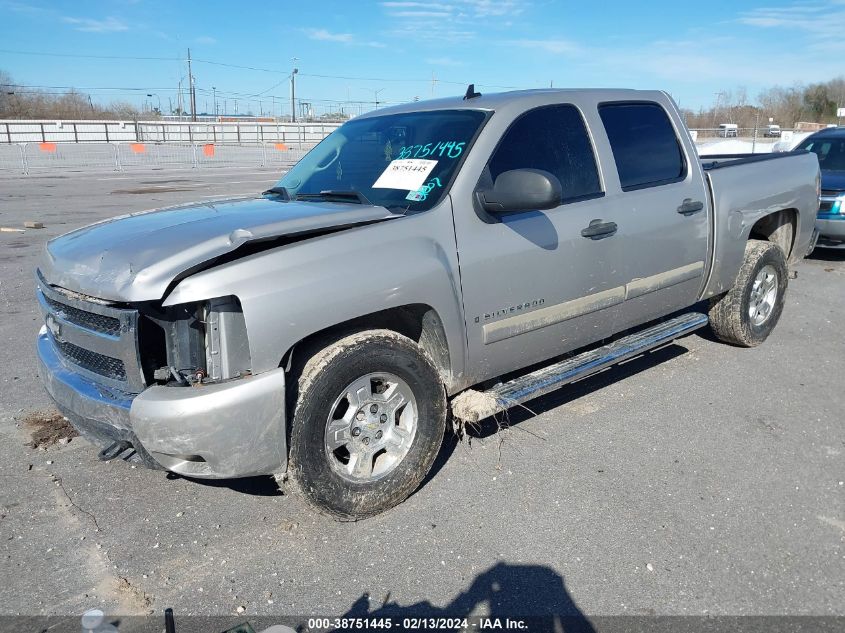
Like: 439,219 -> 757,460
288,330 -> 446,520
708,239 -> 788,347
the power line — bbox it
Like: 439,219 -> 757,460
0,48 -> 525,90
0,49 -> 182,62
2,83 -> 181,92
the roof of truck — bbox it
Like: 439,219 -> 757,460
803,126 -> 845,140
354,88 -> 671,119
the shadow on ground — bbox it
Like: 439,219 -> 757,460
467,341 -> 691,440
807,246 -> 845,262
341,561 -> 595,632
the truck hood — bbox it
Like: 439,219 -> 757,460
40,196 -> 398,302
821,171 -> 845,193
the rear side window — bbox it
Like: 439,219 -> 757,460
599,102 -> 686,191
488,104 -> 602,203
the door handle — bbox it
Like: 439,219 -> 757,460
581,219 -> 618,240
677,199 -> 704,216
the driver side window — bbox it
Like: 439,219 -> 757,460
488,104 -> 603,203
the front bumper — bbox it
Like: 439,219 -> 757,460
816,215 -> 845,243
37,327 -> 288,478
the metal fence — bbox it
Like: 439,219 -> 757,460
688,128 -> 794,140
0,141 -> 313,174
0,119 -> 341,145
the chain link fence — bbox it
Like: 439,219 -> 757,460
0,142 -> 312,175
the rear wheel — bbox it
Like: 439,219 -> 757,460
288,330 -> 446,520
708,239 -> 788,347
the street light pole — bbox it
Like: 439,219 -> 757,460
212,86 -> 217,118
146,93 -> 161,113
290,57 -> 299,123
187,48 -> 197,122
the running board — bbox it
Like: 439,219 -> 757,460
451,312 -> 709,423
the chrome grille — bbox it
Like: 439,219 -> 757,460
42,293 -> 122,336
36,271 -> 146,394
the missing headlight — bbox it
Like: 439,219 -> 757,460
204,296 -> 252,382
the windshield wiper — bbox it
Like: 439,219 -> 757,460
295,190 -> 372,205
262,186 -> 292,200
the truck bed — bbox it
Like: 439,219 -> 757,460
698,149 -> 819,299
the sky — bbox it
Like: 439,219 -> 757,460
1,0 -> 844,117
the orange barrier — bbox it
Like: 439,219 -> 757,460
203,144 -> 215,157
130,143 -> 146,154
274,143 -> 289,151
39,142 -> 57,152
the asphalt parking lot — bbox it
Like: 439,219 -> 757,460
0,167 -> 843,621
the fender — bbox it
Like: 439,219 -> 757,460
163,199 -> 469,390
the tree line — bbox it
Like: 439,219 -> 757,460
1,70 -> 157,120
682,77 -> 845,130
3,68 -> 845,127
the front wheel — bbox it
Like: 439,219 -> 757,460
708,239 -> 788,347
288,330 -> 446,520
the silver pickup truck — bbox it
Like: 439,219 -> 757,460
35,88 -> 819,519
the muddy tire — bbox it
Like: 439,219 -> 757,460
288,330 -> 446,520
708,239 -> 788,347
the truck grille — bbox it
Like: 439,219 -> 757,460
42,294 -> 122,336
55,340 -> 127,381
36,271 -> 145,393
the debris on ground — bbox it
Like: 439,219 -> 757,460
24,221 -> 44,229
0,227 -> 26,233
116,577 -> 152,609
23,409 -> 79,449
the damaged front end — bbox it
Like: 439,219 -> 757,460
36,272 -> 287,479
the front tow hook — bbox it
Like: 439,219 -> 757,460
98,440 -> 133,461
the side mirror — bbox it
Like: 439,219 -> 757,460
478,168 -> 562,214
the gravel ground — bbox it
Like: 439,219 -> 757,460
0,167 -> 843,621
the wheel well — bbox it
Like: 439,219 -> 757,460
749,209 -> 797,257
281,304 -> 453,388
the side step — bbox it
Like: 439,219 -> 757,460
451,312 -> 709,423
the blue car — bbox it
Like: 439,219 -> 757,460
797,128 -> 845,248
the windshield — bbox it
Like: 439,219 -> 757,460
273,109 -> 487,211
798,137 -> 845,171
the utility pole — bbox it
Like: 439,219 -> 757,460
752,110 -> 759,154
373,88 -> 385,110
187,48 -> 197,122
290,57 -> 299,123
431,72 -> 437,97
212,86 -> 217,118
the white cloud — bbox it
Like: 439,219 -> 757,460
389,10 -> 452,17
303,28 -> 387,48
381,0 -> 530,40
63,16 -> 128,32
304,28 -> 355,43
737,0 -> 845,37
